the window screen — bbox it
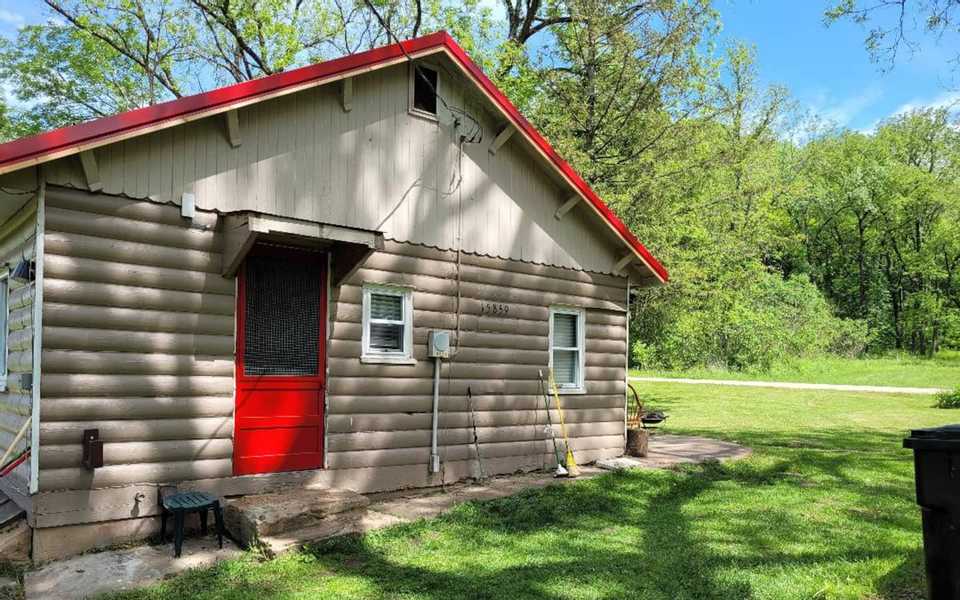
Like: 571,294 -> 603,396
413,65 -> 438,115
243,256 -> 321,376
551,309 -> 583,388
369,293 -> 404,351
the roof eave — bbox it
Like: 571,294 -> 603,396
0,30 -> 668,283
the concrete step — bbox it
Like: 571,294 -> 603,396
223,487 -> 370,554
254,510 -> 405,557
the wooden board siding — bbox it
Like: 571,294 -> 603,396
38,58 -> 628,277
37,186 -> 235,492
325,239 -> 627,475
0,196 -> 38,498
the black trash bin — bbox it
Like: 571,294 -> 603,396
904,425 -> 960,600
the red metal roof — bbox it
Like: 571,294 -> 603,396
0,31 -> 667,282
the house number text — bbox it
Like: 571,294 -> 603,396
480,302 -> 509,316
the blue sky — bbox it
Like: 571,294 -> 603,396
0,0 -> 956,132
714,0 -> 958,131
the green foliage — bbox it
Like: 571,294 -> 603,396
934,387 -> 960,409
630,340 -> 655,370
787,109 -> 960,357
0,24 -> 154,136
641,271 -> 867,370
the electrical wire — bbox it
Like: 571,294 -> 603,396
361,1 -> 484,145
362,3 -> 491,481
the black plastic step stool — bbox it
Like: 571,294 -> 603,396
159,488 -> 224,557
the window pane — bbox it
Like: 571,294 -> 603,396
413,66 -> 438,114
0,280 -> 7,373
370,323 -> 403,351
553,349 -> 578,385
553,313 -> 578,348
244,256 -> 321,376
370,293 -> 403,321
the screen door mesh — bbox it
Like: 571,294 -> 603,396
244,255 -> 321,376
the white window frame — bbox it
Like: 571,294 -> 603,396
408,62 -> 440,121
361,284 -> 415,364
0,274 -> 9,392
549,306 -> 586,394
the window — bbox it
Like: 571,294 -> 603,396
362,285 -> 414,363
549,307 -> 585,393
0,276 -> 9,390
411,64 -> 439,117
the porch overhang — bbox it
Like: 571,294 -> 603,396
222,211 -> 383,285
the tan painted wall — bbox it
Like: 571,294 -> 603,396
38,57 -> 628,276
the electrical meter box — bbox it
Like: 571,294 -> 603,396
428,330 -> 452,358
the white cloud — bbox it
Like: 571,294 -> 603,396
814,85 -> 884,128
0,9 -> 24,28
857,90 -> 960,133
889,90 -> 960,118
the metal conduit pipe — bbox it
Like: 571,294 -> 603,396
430,356 -> 441,473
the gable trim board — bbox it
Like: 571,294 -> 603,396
0,31 -> 667,284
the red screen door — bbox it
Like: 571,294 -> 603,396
234,247 -> 326,475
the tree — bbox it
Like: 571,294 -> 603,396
0,0 -> 496,139
0,24 -> 156,132
502,0 -> 571,45
825,0 -> 960,75
514,0 -> 721,190
44,0 -> 190,102
785,109 -> 960,354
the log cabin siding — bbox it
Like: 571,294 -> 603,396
39,59 -> 630,278
32,189 -> 626,507
0,197 -> 38,497
325,239 -> 627,475
38,186 -> 235,492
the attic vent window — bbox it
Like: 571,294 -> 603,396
412,65 -> 438,117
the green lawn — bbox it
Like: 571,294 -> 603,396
632,352 -> 960,389
104,384 -> 952,600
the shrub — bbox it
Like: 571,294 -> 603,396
640,271 -> 869,371
934,387 -> 960,409
827,318 -> 872,358
631,340 -> 655,369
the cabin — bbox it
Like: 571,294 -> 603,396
0,32 -> 667,561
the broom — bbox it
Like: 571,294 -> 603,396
537,370 -> 568,477
548,369 -> 581,477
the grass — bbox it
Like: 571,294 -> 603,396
632,351 -> 960,389
101,383 -> 950,600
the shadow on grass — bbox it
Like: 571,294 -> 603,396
102,424 -> 928,600
302,467 -> 755,600
875,547 -> 927,600
103,453 -> 927,600
295,455 -> 918,599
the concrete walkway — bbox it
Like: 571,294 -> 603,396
24,434 -> 749,600
630,376 -> 946,395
